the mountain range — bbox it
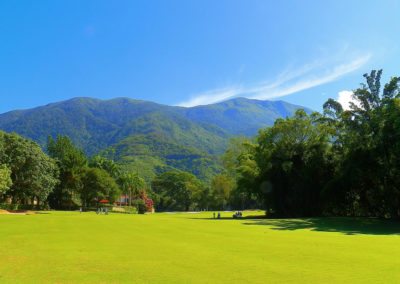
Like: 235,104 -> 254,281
0,97 -> 309,181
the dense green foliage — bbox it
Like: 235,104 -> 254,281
257,110 -> 334,216
89,155 -> 121,178
0,132 -> 213,212
118,171 -> 145,206
47,135 -> 152,211
185,98 -> 308,135
0,164 -> 12,194
322,70 -> 400,218
80,167 -> 120,207
0,97 -> 305,182
47,135 -> 88,209
132,198 -> 147,214
151,171 -> 203,211
222,137 -> 265,209
103,134 -> 223,182
3,71 -> 400,216
0,131 -> 58,206
210,174 -> 235,210
0,97 -> 305,153
227,70 -> 400,218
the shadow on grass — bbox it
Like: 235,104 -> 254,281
243,217 -> 400,235
33,211 -> 50,214
189,215 -> 266,221
191,216 -> 400,235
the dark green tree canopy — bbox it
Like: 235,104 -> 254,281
81,167 -> 120,207
225,70 -> 400,218
47,135 -> 87,209
0,131 -> 58,204
151,170 -> 203,211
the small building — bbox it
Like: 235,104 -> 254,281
115,195 -> 130,206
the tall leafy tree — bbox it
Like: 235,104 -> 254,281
89,155 -> 121,178
323,70 -> 400,217
47,135 -> 87,209
252,110 -> 334,217
222,137 -> 261,209
151,170 -> 203,211
210,174 -> 235,210
0,131 -> 58,205
118,172 -> 145,206
80,167 -> 120,207
222,71 -> 400,218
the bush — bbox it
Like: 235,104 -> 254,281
132,199 -> 147,214
0,203 -> 52,211
0,203 -> 17,210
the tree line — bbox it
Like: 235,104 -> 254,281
0,134 -> 150,212
2,70 -> 399,217
222,70 -> 400,218
0,133 -> 235,212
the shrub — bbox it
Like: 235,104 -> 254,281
132,199 -> 147,214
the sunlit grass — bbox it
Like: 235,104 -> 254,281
0,211 -> 399,283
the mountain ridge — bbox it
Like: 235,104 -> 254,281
0,96 -> 311,181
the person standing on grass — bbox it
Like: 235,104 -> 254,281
213,212 -> 216,219
217,212 -> 221,219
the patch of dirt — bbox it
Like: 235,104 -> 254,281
0,209 -> 35,215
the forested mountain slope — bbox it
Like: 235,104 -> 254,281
0,97 -> 309,181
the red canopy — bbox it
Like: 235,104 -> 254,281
99,199 -> 109,204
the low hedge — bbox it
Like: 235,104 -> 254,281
0,203 -> 47,210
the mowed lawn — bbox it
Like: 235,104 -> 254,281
1,211 -> 400,283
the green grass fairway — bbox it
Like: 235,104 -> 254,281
1,211 -> 400,283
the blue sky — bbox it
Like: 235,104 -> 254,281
0,0 -> 399,113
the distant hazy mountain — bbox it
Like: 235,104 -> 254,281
0,97 -> 309,181
183,97 -> 307,136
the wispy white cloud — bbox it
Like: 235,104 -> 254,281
177,87 -> 242,108
177,53 -> 371,107
251,54 -> 371,100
